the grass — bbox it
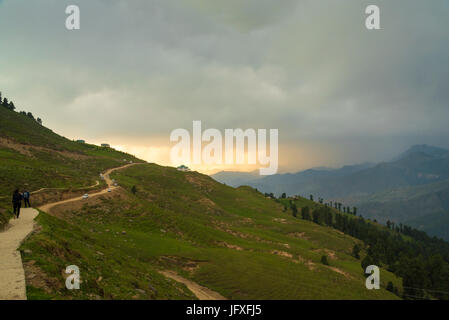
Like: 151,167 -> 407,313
22,163 -> 402,299
0,106 -> 144,228
1,103 -> 402,299
21,210 -> 196,300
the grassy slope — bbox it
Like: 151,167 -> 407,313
22,164 -> 401,300
0,106 -> 143,228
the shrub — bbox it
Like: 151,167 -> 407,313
321,255 -> 329,266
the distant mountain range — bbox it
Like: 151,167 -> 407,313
1,99 -> 406,300
211,170 -> 261,187
211,144 -> 449,240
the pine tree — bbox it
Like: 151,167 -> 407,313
301,206 -> 311,220
291,204 -> 298,218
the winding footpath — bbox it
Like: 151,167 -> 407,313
0,181 -> 100,200
38,164 -> 137,213
30,180 -> 100,196
0,162 -> 226,300
0,163 -> 138,300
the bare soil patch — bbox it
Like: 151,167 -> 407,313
158,256 -> 205,274
0,137 -> 91,160
23,259 -> 63,294
271,250 -> 293,258
326,266 -> 351,279
313,248 -> 338,260
47,189 -> 128,220
216,241 -> 244,251
159,270 -> 226,300
272,218 -> 288,224
288,232 -> 309,240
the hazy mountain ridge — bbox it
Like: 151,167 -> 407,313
3,95 -> 449,299
211,170 -> 261,187
211,145 -> 449,239
0,94 -> 403,299
392,144 -> 449,161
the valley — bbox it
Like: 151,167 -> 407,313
18,163 -> 402,299
213,145 -> 449,240
0,97 -> 447,300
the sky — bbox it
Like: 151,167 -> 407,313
1,0 -> 448,174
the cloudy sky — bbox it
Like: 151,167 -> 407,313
1,0 -> 448,174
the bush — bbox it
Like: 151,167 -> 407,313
321,255 -> 329,266
361,254 -> 377,271
386,281 -> 394,292
352,244 -> 361,259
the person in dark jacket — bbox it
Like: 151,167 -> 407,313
23,190 -> 31,208
12,189 -> 23,219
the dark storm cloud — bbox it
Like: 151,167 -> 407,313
0,0 -> 448,169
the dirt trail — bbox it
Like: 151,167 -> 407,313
39,163 -> 138,213
0,163 -> 140,300
31,180 -> 100,195
35,162 -> 226,300
159,270 -> 227,300
0,163 -> 226,301
0,178 -> 100,200
0,208 -> 38,300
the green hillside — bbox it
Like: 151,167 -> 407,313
0,104 -> 143,228
21,164 -> 401,300
238,145 -> 449,240
2,94 -> 448,300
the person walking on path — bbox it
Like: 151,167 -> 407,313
12,189 -> 23,219
23,190 -> 31,208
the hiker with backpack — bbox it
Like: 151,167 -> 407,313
23,190 -> 31,208
12,189 -> 23,219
